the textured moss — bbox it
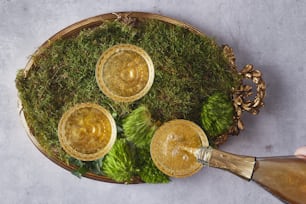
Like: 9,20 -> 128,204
102,139 -> 136,183
123,105 -> 158,148
137,148 -> 169,183
201,92 -> 234,139
16,19 -> 241,182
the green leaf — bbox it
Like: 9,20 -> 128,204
72,166 -> 88,178
123,105 -> 157,148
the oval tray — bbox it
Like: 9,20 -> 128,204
17,12 -> 266,183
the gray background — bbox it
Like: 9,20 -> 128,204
1,0 -> 306,203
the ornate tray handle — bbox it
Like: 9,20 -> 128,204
234,65 -> 266,130
222,45 -> 266,135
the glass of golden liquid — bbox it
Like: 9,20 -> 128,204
150,120 -> 306,204
96,44 -> 154,103
58,103 -> 116,161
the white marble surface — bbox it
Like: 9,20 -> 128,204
1,0 -> 306,203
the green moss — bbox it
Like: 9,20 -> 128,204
16,19 -> 241,182
137,148 -> 169,183
123,105 -> 158,148
102,139 -> 136,183
201,92 -> 234,139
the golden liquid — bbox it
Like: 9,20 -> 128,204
150,120 -> 209,178
64,107 -> 112,154
252,156 -> 306,204
103,50 -> 149,97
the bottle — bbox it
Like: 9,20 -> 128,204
196,146 -> 306,204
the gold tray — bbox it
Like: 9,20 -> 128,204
17,12 -> 266,183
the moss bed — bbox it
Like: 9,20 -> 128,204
16,18 -> 241,183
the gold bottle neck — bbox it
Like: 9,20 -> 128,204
196,146 -> 256,180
